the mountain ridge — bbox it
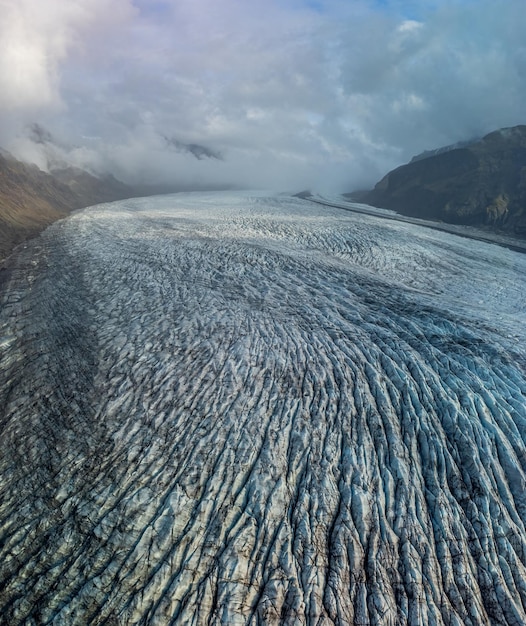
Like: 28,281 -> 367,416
0,152 -> 132,261
354,125 -> 526,237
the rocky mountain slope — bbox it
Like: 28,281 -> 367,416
357,125 -> 526,237
0,153 -> 130,261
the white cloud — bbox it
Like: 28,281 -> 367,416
0,0 -> 136,112
0,0 -> 525,192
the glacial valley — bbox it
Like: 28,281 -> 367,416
1,191 -> 526,625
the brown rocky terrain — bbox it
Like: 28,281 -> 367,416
0,153 -> 130,261
355,125 -> 526,237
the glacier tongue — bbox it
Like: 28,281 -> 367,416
0,191 -> 526,625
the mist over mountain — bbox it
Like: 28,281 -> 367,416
2,1 -> 526,192
164,136 -> 223,161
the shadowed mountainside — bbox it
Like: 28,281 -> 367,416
0,153 -> 131,261
355,125 -> 526,237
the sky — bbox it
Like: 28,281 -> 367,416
0,0 -> 525,192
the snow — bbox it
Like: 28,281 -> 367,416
0,191 -> 525,624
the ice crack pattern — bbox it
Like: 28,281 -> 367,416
0,191 -> 525,625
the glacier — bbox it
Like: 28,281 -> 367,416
0,191 -> 525,625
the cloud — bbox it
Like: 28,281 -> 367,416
337,0 -> 526,159
0,0 -> 136,111
1,0 -> 525,192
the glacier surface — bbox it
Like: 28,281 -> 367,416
0,191 -> 526,625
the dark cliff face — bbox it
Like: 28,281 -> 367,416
360,125 -> 526,237
0,154 -> 130,261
